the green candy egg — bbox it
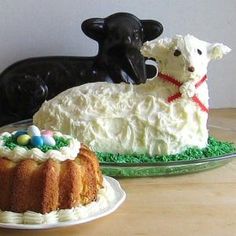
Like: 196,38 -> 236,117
17,134 -> 31,146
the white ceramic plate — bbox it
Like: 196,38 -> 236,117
0,176 -> 126,230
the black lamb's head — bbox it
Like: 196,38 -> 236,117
81,12 -> 163,83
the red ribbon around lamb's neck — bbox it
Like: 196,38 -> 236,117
158,72 -> 209,113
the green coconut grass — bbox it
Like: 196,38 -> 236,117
2,134 -> 236,164
96,137 -> 236,164
2,135 -> 70,153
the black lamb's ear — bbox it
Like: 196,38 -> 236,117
141,20 -> 163,42
81,18 -> 105,41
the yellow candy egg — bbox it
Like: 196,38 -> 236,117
17,134 -> 31,146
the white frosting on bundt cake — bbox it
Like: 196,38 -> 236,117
0,131 -> 80,163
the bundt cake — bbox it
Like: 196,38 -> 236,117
0,125 -> 103,221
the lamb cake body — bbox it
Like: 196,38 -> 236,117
33,35 -> 231,156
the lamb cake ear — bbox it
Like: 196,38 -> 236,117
141,37 -> 172,59
141,20 -> 163,42
81,18 -> 105,41
208,43 -> 231,60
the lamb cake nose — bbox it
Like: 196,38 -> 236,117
188,66 -> 195,72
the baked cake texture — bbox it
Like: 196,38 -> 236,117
33,35 -> 231,156
0,126 -> 104,223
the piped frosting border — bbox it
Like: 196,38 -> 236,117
0,131 -> 81,163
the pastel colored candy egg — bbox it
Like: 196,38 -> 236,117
17,134 -> 31,146
41,130 -> 53,137
31,136 -> 44,147
27,125 -> 41,137
42,135 -> 56,146
13,130 -> 27,139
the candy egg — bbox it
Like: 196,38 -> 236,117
27,125 -> 41,137
17,134 -> 31,146
31,136 -> 44,147
42,135 -> 56,146
13,130 -> 27,139
41,130 -> 53,137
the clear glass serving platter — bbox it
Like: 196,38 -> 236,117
0,119 -> 236,177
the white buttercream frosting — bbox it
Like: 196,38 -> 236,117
33,35 -> 230,156
33,79 -> 208,156
0,131 -> 81,163
0,178 -> 115,224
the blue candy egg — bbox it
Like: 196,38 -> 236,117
31,136 -> 44,147
42,135 -> 56,146
27,125 -> 41,137
13,130 -> 27,139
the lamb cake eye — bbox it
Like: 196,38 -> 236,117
197,49 -> 202,55
174,49 -> 181,56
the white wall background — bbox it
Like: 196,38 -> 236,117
0,0 -> 235,108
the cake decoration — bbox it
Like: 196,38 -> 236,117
0,126 -> 81,162
96,137 -> 236,164
10,125 -> 57,148
27,125 -> 41,137
158,73 -> 208,112
5,125 -> 58,148
33,34 -> 231,157
16,134 -> 31,146
14,130 -> 27,139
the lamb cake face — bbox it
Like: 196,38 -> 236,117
33,34 -> 231,157
0,125 -> 112,224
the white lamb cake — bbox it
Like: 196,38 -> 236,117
33,34 -> 230,156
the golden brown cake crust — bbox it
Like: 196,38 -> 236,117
59,160 -> 82,210
0,158 -> 16,211
41,160 -> 60,214
77,144 -> 103,204
10,159 -> 38,213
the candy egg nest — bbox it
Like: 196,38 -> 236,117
2,125 -> 70,153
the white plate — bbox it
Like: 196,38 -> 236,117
0,176 -> 126,230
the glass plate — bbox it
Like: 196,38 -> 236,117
0,119 -> 236,177
0,176 -> 126,229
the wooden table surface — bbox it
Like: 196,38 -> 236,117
0,108 -> 236,236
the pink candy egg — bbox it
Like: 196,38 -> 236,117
41,130 -> 54,137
